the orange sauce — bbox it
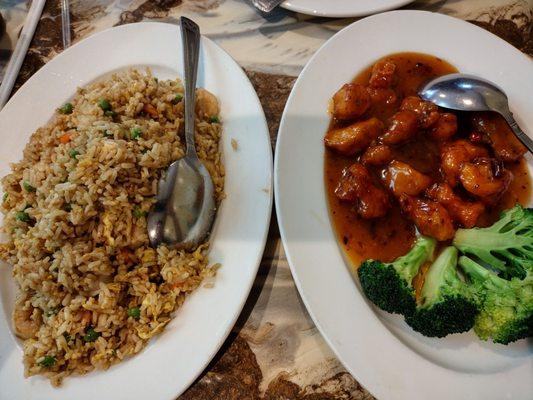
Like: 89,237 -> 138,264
325,52 -> 531,269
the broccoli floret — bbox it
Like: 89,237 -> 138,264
454,205 -> 533,280
358,236 -> 436,315
405,247 -> 478,337
459,256 -> 533,344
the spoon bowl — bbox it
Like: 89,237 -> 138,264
147,17 -> 217,249
419,73 -> 533,153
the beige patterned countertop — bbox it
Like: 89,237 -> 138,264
1,0 -> 531,398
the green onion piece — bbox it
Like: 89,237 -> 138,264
15,211 -> 30,222
64,203 -> 72,212
58,103 -> 73,114
2,193 -> 7,203
132,206 -> 147,218
104,110 -> 117,118
83,327 -> 101,342
69,149 -> 80,159
98,98 -> 112,111
39,356 -> 56,367
23,181 -> 36,192
63,332 -> 72,342
45,308 -> 58,317
127,307 -> 141,320
130,127 -> 142,140
171,94 -> 183,104
154,77 -> 158,83
209,115 -> 220,123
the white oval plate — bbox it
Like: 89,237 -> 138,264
275,10 -> 533,400
281,0 -> 414,18
0,22 -> 272,400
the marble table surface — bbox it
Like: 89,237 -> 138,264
0,0 -> 531,398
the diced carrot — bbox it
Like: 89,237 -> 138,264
59,133 -> 72,144
80,310 -> 92,325
143,103 -> 158,118
119,248 -> 133,265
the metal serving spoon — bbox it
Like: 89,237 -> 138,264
147,17 -> 216,249
419,73 -> 533,153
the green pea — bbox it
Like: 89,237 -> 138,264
15,211 -> 30,222
58,103 -> 73,114
127,307 -> 141,320
98,98 -> 112,111
23,181 -> 36,192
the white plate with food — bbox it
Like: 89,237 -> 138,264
281,0 -> 414,18
0,22 -> 272,400
275,10 -> 532,400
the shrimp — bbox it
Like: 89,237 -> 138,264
13,303 -> 41,339
440,140 -> 489,186
195,88 -> 220,119
459,158 -> 512,198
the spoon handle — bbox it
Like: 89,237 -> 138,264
180,17 -> 201,158
501,112 -> 533,154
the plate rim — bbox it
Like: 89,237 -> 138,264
275,9 -> 533,400
0,21 -> 273,400
281,0 -> 414,18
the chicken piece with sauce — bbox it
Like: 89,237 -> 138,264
400,96 -> 440,129
426,183 -> 485,228
399,194 -> 456,241
380,110 -> 419,145
324,117 -> 384,156
470,113 -> 527,162
332,83 -> 371,120
335,163 -> 390,219
369,59 -> 397,89
361,144 -> 393,166
383,160 -> 432,197
429,113 -> 458,141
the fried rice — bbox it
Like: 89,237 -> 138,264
0,69 -> 224,386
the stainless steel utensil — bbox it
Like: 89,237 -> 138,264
419,73 -> 533,153
250,0 -> 285,13
147,17 -> 216,249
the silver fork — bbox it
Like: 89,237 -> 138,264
250,0 -> 285,13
